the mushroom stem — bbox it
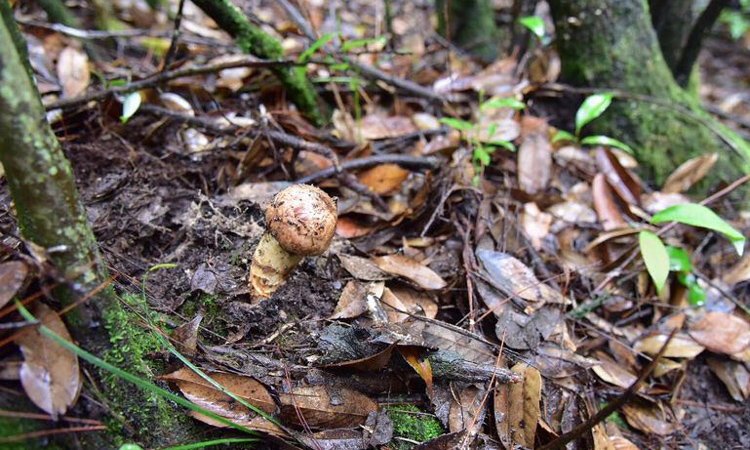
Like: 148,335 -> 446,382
250,232 -> 303,297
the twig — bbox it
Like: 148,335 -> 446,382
17,19 -> 155,38
45,57 -> 305,111
162,0 -> 187,71
295,154 -> 438,184
537,329 -> 677,450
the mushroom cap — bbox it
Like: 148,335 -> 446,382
265,184 -> 337,256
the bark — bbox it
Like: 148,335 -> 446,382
436,0 -> 506,62
547,0 -> 750,195
673,0 -> 730,86
0,12 -> 195,448
191,0 -> 324,125
649,0 -> 697,72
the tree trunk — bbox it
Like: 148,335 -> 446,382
436,0 -> 506,62
547,0 -> 750,194
649,0 -> 697,72
0,8 -> 195,448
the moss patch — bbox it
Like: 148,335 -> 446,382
386,404 -> 445,450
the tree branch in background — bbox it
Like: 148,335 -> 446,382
673,0 -> 730,86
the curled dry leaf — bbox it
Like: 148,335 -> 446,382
662,153 -> 718,193
0,260 -> 28,309
496,363 -> 541,448
448,385 -> 486,434
634,332 -> 704,359
595,147 -> 641,206
398,346 -> 434,397
373,254 -> 447,290
592,173 -> 626,231
358,164 -> 410,195
622,402 -> 675,435
159,367 -> 276,415
706,356 -> 750,401
688,312 -> 750,355
279,385 -> 378,429
171,314 -> 203,358
57,46 -> 89,98
16,303 -> 82,418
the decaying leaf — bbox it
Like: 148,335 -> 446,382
622,402 -> 675,435
419,321 -> 495,364
358,164 -> 410,195
159,367 -> 276,415
610,436 -> 641,450
476,249 -> 566,304
0,261 -> 28,309
373,254 -> 447,290
171,314 -> 203,358
189,411 -> 287,437
389,285 -> 438,319
279,385 -> 378,428
595,147 -> 641,206
448,385 -> 486,434
496,363 -> 541,448
331,281 -> 384,319
57,46 -> 89,98
338,254 -> 389,281
688,312 -> 750,355
634,332 -> 704,359
298,428 -> 369,450
16,303 -> 82,418
517,117 -> 552,195
592,173 -> 626,231
662,153 -> 718,193
591,351 -> 637,389
706,356 -> 750,401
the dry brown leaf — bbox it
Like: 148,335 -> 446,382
16,303 -> 82,418
634,332 -> 704,358
331,281 -> 385,319
622,402 -> 675,435
338,254 -> 389,281
595,148 -> 641,206
0,261 -> 28,309
189,411 -> 288,437
159,367 -> 276,414
517,117 -> 551,195
389,285 -> 438,319
475,117 -> 521,144
381,287 -> 409,323
398,346 -> 434,398
171,314 -> 202,358
373,254 -> 447,290
419,321 -> 495,364
688,312 -> 750,355
57,46 -> 89,98
706,356 -> 750,401
610,436 -> 641,450
592,423 -> 615,450
640,192 -> 691,214
0,359 -> 21,380
504,363 -> 541,448
591,351 -> 637,389
476,249 -> 566,304
322,343 -> 397,371
359,115 -> 417,140
662,153 -> 718,193
520,202 -> 551,250
358,164 -> 410,195
448,385 -> 485,433
279,385 -> 378,428
723,254 -> 750,286
592,173 -> 626,231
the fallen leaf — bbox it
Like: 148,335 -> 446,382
591,351 -> 637,389
592,173 -> 626,231
398,346 -> 434,397
634,332 -> 704,359
358,164 -> 410,195
57,46 -> 89,98
0,261 -> 28,309
298,428 -> 369,450
688,312 -> 750,355
279,385 -> 378,428
189,411 -> 287,437
595,147 -> 641,206
338,254 -> 389,281
517,117 -> 552,195
448,385 -> 486,433
662,153 -> 718,193
706,356 -> 750,401
331,281 -> 384,319
159,367 -> 276,415
373,254 -> 447,290
520,202 -> 552,250
380,287 -> 409,323
359,115 -> 417,140
389,285 -> 438,319
610,436 -> 641,450
419,321 -> 495,364
322,342 -> 397,371
723,254 -> 750,286
171,314 -> 202,358
622,402 -> 675,435
16,303 -> 82,418
503,363 -> 542,448
592,422 -> 615,450
476,249 -> 566,304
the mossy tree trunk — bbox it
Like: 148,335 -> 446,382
436,0 -> 506,62
547,0 -> 750,194
191,0 -> 324,124
0,7 -> 195,448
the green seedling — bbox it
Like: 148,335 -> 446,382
552,93 -> 634,154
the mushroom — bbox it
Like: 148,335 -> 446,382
250,184 -> 337,297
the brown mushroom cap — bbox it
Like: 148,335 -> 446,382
265,184 -> 337,256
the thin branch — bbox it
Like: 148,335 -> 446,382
295,154 -> 439,184
161,0 -> 187,71
538,329 -> 677,450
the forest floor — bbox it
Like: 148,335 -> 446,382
2,1 -> 750,450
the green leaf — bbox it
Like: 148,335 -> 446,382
341,36 -> 387,52
119,445 -> 144,450
666,246 -> 692,273
575,93 -> 613,136
677,273 -> 707,306
480,97 -> 526,112
440,117 -> 475,131
551,129 -> 576,143
519,16 -> 545,39
639,230 -> 670,295
487,140 -> 516,152
120,91 -> 142,123
298,33 -> 333,63
474,147 -> 491,166
329,62 -> 350,71
651,204 -> 746,255
580,135 -> 634,154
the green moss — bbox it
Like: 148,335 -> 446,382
386,404 -> 445,449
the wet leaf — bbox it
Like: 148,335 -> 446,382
592,173 -> 627,230
634,332 -> 704,358
575,93 -> 613,135
476,249 -> 565,304
279,385 -> 378,428
373,255 -> 446,290
159,367 -> 276,415
622,402 -> 675,435
651,203 -> 746,255
358,164 -> 410,195
639,230 -> 669,295
448,385 -> 486,433
591,351 -> 637,389
662,153 -> 718,193
706,356 -> 750,401
331,281 -> 384,319
0,261 -> 28,309
57,46 -> 89,98
517,119 -> 552,195
688,312 -> 750,355
16,303 -> 82,418
504,363 -> 541,447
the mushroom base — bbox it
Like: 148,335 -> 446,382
249,232 -> 303,298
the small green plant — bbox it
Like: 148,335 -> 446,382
552,93 -> 634,154
440,96 -> 525,185
720,0 -> 750,40
519,15 -> 552,46
639,203 -> 745,303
